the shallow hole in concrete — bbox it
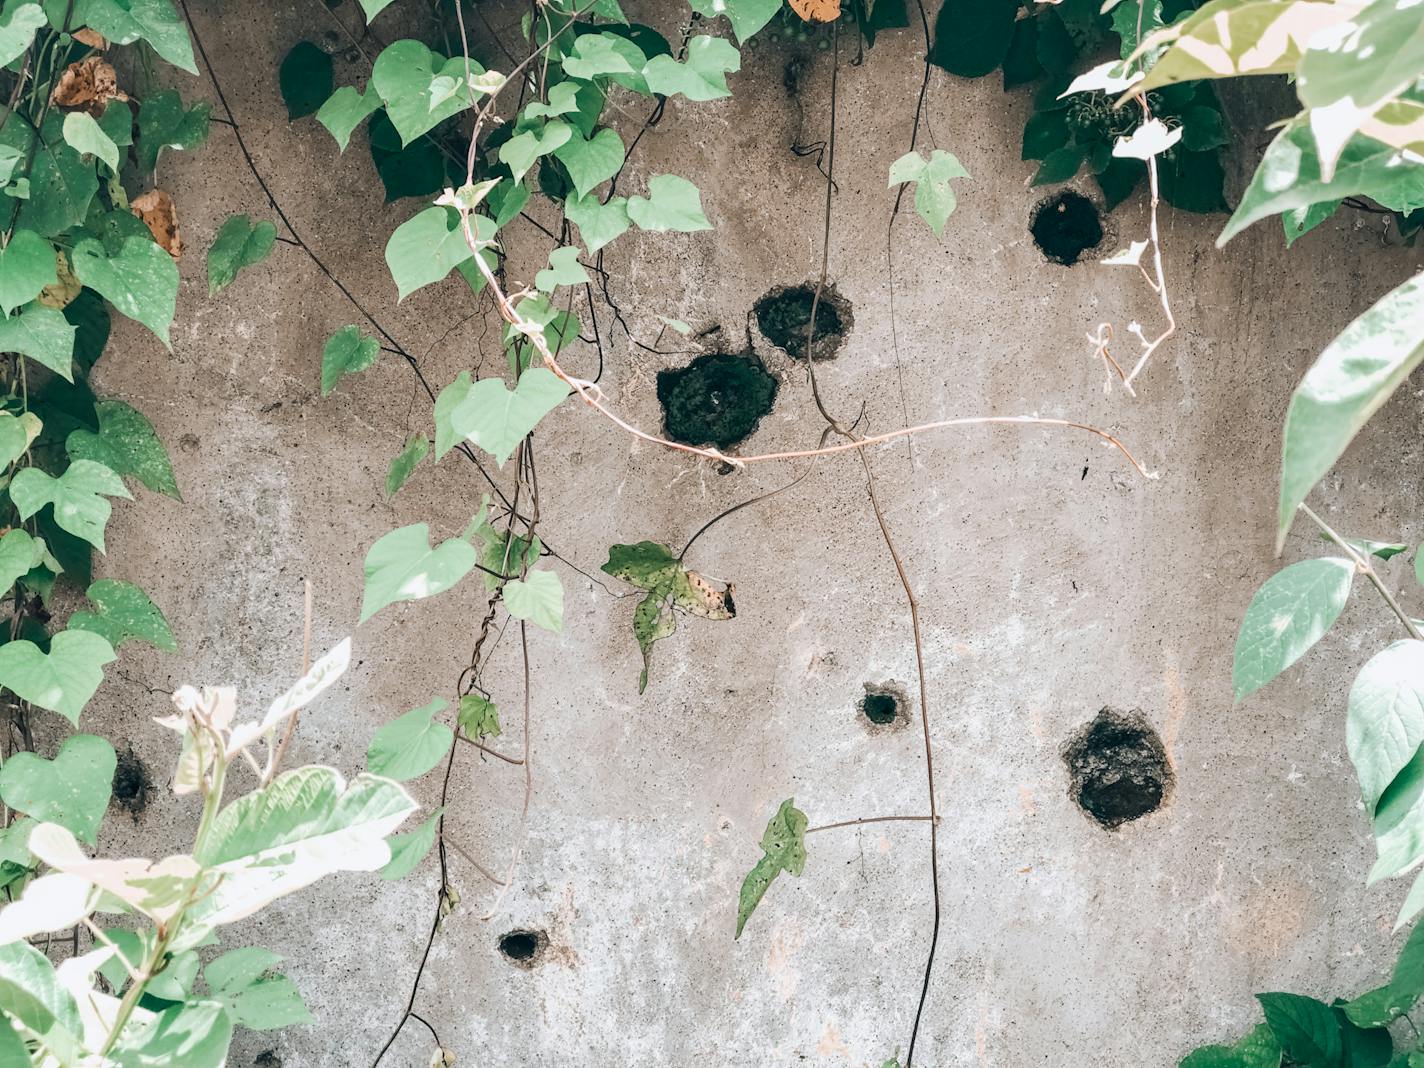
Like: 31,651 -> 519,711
1030,191 -> 1104,266
1062,708 -> 1173,830
860,682 -> 910,732
753,283 -> 852,361
498,929 -> 548,968
112,747 -> 151,818
254,1052 -> 282,1068
657,353 -> 778,449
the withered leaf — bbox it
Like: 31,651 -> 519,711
130,189 -> 181,259
38,250 -> 81,309
73,28 -> 107,50
51,56 -> 127,117
788,0 -> 841,22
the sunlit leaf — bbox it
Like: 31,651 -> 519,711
366,698 -> 454,781
1232,557 -> 1355,700
736,797 -> 807,939
0,629 -> 116,725
69,578 -> 176,652
359,522 -> 478,622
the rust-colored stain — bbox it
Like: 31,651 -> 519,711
1224,873 -> 1309,962
815,1022 -> 850,1058
1162,663 -> 1188,772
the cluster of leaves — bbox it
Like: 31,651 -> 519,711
1181,918 -> 1424,1066
926,0 -> 1227,213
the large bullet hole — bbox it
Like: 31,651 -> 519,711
657,353 -> 778,449
498,929 -> 547,969
112,747 -> 151,817
1030,191 -> 1104,266
860,682 -> 909,731
1062,708 -> 1172,830
753,283 -> 852,361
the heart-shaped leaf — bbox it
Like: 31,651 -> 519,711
359,522 -> 478,622
0,229 -> 56,316
10,459 -> 133,553
0,734 -> 114,844
449,367 -> 568,467
71,235 -> 178,348
0,629 -> 116,725
68,578 -> 176,652
366,698 -> 453,781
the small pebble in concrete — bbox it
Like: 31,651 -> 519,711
753,282 -> 852,361
497,929 -> 548,969
657,353 -> 778,449
1061,707 -> 1172,829
1030,190 -> 1105,266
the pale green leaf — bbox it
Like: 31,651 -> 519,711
503,568 -> 563,632
73,0 -> 197,74
204,950 -> 310,1031
0,942 -> 84,1060
135,89 -> 210,172
320,324 -> 380,396
499,118 -> 572,183
112,999 -> 232,1067
206,213 -> 277,295
385,207 -> 492,301
0,630 -> 116,725
1232,557 -> 1355,700
0,734 -> 113,844
379,808 -> 440,881
627,174 -> 711,232
0,529 -> 43,597
366,698 -> 454,781
449,366 -> 568,467
68,578 -> 176,651
357,0 -> 397,18
565,193 -> 630,254
71,235 -> 179,348
0,228 -> 57,315
888,148 -> 969,237
359,521 -> 478,622
1298,0 -> 1424,113
316,85 -> 381,152
535,246 -> 589,293
1276,272 -> 1424,548
552,126 -> 625,200
432,371 -> 472,459
457,693 -> 499,739
10,459 -> 132,552
0,303 -> 75,379
62,111 -> 119,174
736,797 -> 807,939
0,3 -> 43,67
385,432 -> 428,497
643,35 -> 740,101
65,397 -> 180,497
562,31 -> 645,81
1349,641 -> 1424,814
0,410 -> 37,469
371,40 -> 479,146
688,0 -> 782,43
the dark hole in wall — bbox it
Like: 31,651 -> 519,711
753,283 -> 852,361
254,1052 -> 282,1068
862,692 -> 899,725
860,681 -> 910,732
657,353 -> 778,449
498,929 -> 547,968
112,747 -> 151,817
1030,190 -> 1104,266
1061,707 -> 1172,830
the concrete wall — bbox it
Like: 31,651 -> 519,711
82,2 -> 1424,1065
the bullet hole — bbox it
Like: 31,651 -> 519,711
1030,190 -> 1104,266
1062,708 -> 1173,830
753,283 -> 852,361
657,353 -> 778,449
254,1053 -> 282,1068
498,929 -> 547,968
860,682 -> 910,731
111,747 -> 151,818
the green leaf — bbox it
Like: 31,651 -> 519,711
1033,143 -> 1088,185
0,942 -> 83,1060
135,89 -> 211,173
65,397 -> 180,497
279,40 -> 333,120
357,0 -> 396,18
0,229 -> 56,316
503,568 -> 563,632
73,0 -> 197,73
206,213 -> 277,295
97,98 -> 134,149
499,118 -> 572,183
385,432 -> 428,497
10,458 -> 132,552
1284,199 -> 1342,246
1180,1023 -> 1284,1068
71,235 -> 178,347
535,245 -> 590,293
1297,0 -> 1424,113
0,630 -> 115,725
316,85 -> 381,152
1256,992 -> 1342,1068
62,110 -> 119,174
68,578 -> 176,651
379,808 -> 440,880
385,206 -> 490,301
563,31 -> 646,83
929,0 -> 1019,77
204,950 -> 311,1031
457,693 -> 499,739
1349,641 -> 1424,815
552,126 -> 625,200
887,148 -> 969,237
0,410 -> 37,469
320,324 -> 380,396
1391,917 -> 1424,1007
359,521 -> 478,622
18,114 -> 98,237
1342,982 -> 1418,1029
688,0 -> 781,43
449,366 -> 568,467
566,192 -> 631,254
627,174 -> 711,232
371,40 -> 479,146
432,371 -> 472,459
1233,557 -> 1355,700
112,998 -> 232,1067
0,3 -> 43,67
367,697 -> 455,781
0,734 -> 113,844
0,303 -> 75,379
736,797 -> 807,939
643,35 -> 739,100
0,529 -> 43,597
1223,123 -> 1424,245
1276,272 -> 1424,548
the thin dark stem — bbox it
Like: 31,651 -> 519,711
806,815 -> 935,835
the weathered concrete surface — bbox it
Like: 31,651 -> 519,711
81,2 -> 1424,1065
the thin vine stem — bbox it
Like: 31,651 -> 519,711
1299,503 -> 1423,641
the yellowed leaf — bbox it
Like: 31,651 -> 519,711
789,0 -> 840,22
73,27 -> 107,49
50,56 -> 126,116
38,250 -> 81,309
130,190 -> 182,260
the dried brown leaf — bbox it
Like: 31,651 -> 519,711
51,56 -> 127,116
788,0 -> 841,21
72,28 -> 107,50
38,251 -> 81,310
130,190 -> 182,260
